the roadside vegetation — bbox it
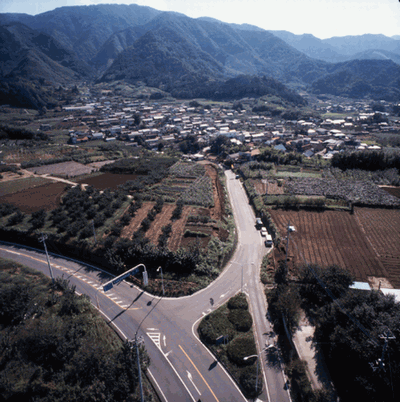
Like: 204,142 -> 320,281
198,293 -> 262,398
264,261 -> 400,402
0,258 -> 154,402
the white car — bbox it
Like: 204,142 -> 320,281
260,227 -> 267,237
288,225 -> 296,232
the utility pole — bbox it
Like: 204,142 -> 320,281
285,221 -> 290,275
40,234 -> 54,285
135,332 -> 144,402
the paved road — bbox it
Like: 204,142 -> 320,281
0,169 -> 290,402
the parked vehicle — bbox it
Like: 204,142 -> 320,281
260,227 -> 268,237
265,234 -> 273,247
255,218 -> 262,229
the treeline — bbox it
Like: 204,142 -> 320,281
332,150 -> 400,172
258,147 -> 304,166
0,124 -> 48,141
267,264 -> 400,402
0,259 -> 153,401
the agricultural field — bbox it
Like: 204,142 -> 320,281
380,186 -> 400,199
27,161 -> 96,177
0,176 -> 50,196
285,176 -> 400,207
78,172 -> 139,190
119,162 -> 226,250
0,154 -> 234,294
270,208 -> 400,288
0,181 -> 69,213
251,178 -> 285,195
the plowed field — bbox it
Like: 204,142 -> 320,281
270,208 -> 400,288
0,182 -> 70,213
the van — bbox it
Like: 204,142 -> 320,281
265,234 -> 273,247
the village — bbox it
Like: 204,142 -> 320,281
58,88 -> 400,164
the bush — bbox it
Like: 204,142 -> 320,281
227,292 -> 248,310
226,333 -> 257,366
239,365 -> 263,398
0,203 -> 18,217
228,309 -> 253,332
7,210 -> 24,226
198,308 -> 235,344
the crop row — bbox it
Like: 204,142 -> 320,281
180,175 -> 214,207
285,177 -> 400,207
169,161 -> 205,179
328,167 -> 400,186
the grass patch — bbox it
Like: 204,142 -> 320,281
274,171 -> 322,178
0,176 -> 50,196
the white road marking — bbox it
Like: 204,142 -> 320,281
187,371 -> 201,395
220,293 -> 226,298
165,350 -> 172,357
147,327 -> 158,331
163,335 -> 166,347
147,332 -> 161,349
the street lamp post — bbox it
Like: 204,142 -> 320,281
243,345 -> 273,397
243,354 -> 259,396
157,266 -> 164,296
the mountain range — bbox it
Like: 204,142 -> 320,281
1,4 -> 400,108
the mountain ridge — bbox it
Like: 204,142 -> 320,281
1,4 -> 400,108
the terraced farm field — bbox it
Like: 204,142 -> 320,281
270,208 -> 400,288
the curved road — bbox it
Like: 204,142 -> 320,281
0,170 -> 290,402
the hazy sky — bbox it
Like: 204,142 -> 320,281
0,0 -> 399,39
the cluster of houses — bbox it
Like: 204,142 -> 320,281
63,94 -> 400,161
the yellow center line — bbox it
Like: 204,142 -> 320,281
179,344 -> 219,402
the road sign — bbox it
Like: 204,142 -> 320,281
102,264 -> 145,292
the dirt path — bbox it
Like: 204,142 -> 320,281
204,164 -> 224,220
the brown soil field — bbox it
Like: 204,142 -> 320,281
354,208 -> 400,288
0,182 -> 70,213
269,208 -> 398,287
78,172 -> 139,190
380,186 -> 400,199
145,203 -> 175,245
121,202 -> 154,239
167,206 -> 193,251
252,179 -> 285,195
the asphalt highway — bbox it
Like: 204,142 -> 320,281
0,169 -> 291,402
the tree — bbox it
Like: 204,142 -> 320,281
298,264 -> 354,309
210,135 -> 230,155
315,290 -> 400,402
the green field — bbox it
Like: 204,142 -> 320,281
0,176 -> 50,196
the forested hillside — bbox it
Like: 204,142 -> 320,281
1,3 -> 400,108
